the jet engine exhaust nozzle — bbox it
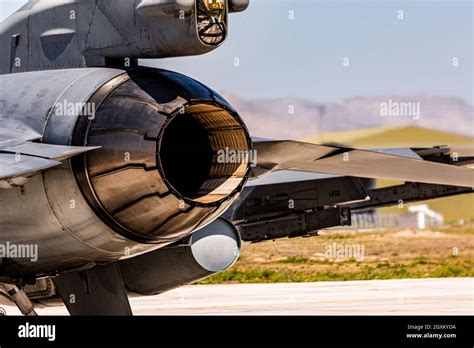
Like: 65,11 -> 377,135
72,69 -> 251,243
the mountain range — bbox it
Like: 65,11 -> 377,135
220,93 -> 474,140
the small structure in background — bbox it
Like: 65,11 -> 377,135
351,204 -> 444,230
398,205 -> 444,229
351,213 -> 398,229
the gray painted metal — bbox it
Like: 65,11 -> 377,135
0,68 -> 124,137
0,143 -> 100,162
0,143 -> 99,188
252,140 -> 474,188
0,154 -> 60,182
0,68 -> 164,277
53,262 -> 132,315
0,0 -> 248,74
120,218 -> 241,296
0,67 -> 124,190
0,129 -> 41,148
347,182 -> 473,212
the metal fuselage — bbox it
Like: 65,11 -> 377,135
0,0 -> 239,73
0,0 -> 250,279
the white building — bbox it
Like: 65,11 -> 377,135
398,204 -> 444,229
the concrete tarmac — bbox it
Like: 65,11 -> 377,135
1,278 -> 472,315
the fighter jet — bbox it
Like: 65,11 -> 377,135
0,0 -> 472,315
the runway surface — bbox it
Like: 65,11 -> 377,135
1,278 -> 473,315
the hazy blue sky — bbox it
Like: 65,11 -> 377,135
1,0 -> 472,103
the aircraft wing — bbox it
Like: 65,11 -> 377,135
0,131 -> 99,187
0,154 -> 62,181
0,128 -> 41,148
252,140 -> 474,188
1,142 -> 100,161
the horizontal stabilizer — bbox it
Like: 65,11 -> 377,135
0,129 -> 41,149
0,132 -> 100,187
0,153 -> 61,180
252,140 -> 474,188
2,142 -> 100,161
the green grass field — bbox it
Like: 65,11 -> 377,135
199,224 -> 474,284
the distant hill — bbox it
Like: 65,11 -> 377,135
221,93 -> 473,140
302,125 -> 474,148
303,125 -> 474,223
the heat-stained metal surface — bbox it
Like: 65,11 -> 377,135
72,69 -> 251,243
0,67 -> 251,277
